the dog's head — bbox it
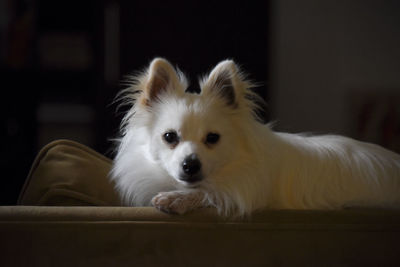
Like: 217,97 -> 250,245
126,58 -> 259,187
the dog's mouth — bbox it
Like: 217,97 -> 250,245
178,173 -> 203,187
182,181 -> 202,188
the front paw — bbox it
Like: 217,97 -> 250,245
151,191 -> 203,215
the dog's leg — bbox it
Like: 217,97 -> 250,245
151,190 -> 206,214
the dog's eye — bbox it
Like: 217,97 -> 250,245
205,133 -> 220,145
163,131 -> 179,145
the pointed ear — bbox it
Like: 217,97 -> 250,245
201,60 -> 239,107
142,58 -> 180,105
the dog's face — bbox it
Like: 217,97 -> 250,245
135,58 -> 253,187
150,95 -> 239,187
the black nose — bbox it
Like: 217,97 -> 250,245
181,154 -> 202,182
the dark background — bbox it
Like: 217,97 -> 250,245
0,0 -> 270,204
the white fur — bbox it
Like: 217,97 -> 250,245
110,58 -> 400,217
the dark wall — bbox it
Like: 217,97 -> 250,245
270,0 -> 400,152
0,1 -> 270,204
119,1 -> 270,83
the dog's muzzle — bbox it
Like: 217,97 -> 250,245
180,153 -> 203,184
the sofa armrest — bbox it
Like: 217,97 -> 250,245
1,206 -> 400,266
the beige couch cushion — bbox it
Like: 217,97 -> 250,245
18,139 -> 121,206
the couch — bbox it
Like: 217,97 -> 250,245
1,139 -> 400,266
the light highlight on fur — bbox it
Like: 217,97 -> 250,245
110,58 -> 400,217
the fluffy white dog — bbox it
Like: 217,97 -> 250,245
110,58 -> 400,216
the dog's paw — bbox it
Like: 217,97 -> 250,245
151,191 -> 203,215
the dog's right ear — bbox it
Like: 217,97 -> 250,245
141,58 -> 181,106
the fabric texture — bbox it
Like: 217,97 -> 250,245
1,206 -> 400,266
18,139 -> 120,206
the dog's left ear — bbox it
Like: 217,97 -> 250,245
201,60 -> 242,107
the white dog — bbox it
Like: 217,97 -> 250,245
110,58 -> 400,216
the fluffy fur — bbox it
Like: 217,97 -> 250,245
110,58 -> 400,217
